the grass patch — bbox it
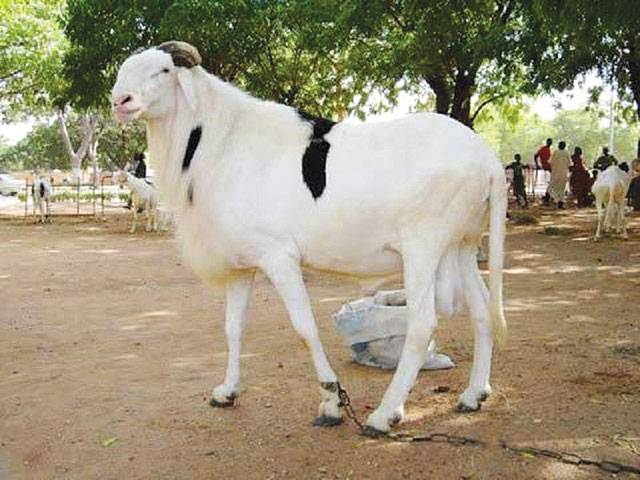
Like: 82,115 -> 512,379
510,211 -> 540,225
541,226 -> 576,236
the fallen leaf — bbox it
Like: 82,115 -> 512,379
101,436 -> 118,447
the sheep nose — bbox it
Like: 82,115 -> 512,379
113,94 -> 133,107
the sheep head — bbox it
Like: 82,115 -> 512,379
112,41 -> 201,124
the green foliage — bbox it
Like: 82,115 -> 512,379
63,0 -> 358,117
0,0 -> 68,119
0,114 -> 146,171
338,0 -> 541,125
529,0 -> 640,123
476,104 -> 638,166
63,0 -> 173,110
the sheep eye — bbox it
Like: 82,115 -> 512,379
152,68 -> 170,79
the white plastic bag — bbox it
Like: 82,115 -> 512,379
333,290 -> 455,370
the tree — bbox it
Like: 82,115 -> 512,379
475,103 -> 638,165
0,0 -> 68,120
528,0 -> 640,154
63,0 -> 361,117
0,113 -> 146,172
338,0 -> 545,127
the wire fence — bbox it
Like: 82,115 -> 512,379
22,176 -> 129,221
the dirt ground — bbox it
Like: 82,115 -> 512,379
1,207 -> 639,480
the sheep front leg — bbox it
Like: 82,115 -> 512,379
39,200 -> 45,224
211,272 -> 255,407
152,206 -> 158,231
130,203 -> 138,233
145,201 -> 152,231
260,256 -> 342,427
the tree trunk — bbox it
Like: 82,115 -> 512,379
88,135 -> 99,185
450,66 -> 478,128
426,74 -> 452,115
57,109 -> 98,181
625,44 -> 640,158
426,70 -> 478,128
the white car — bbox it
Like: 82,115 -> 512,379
0,173 -> 23,196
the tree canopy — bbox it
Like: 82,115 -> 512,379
2,0 -> 639,174
0,113 -> 145,171
338,0 -> 549,127
63,0 -> 359,117
0,0 -> 68,120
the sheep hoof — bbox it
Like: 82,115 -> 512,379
456,401 -> 481,413
312,415 -> 343,427
209,395 -> 236,408
360,425 -> 388,438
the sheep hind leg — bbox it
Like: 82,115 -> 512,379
260,256 -> 342,427
364,237 -> 445,436
594,201 -> 604,240
457,246 -> 493,412
620,203 -> 629,239
211,272 -> 255,407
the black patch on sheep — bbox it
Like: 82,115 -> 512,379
182,126 -> 202,171
297,110 -> 336,200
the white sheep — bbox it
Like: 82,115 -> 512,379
121,171 -> 159,233
31,177 -> 51,223
112,41 -> 507,436
592,163 -> 631,240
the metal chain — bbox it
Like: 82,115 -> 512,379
501,441 -> 640,476
335,384 -> 640,477
388,431 -> 484,446
336,383 -> 364,431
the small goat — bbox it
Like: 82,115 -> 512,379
31,177 -> 51,223
122,171 -> 159,233
112,41 -> 507,435
592,163 -> 630,240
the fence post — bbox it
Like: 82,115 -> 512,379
101,177 -> 105,221
92,179 -> 96,219
24,179 -> 29,221
76,178 -> 80,216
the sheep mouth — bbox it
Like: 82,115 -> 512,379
114,107 -> 141,124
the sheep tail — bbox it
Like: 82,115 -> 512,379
488,166 -> 507,347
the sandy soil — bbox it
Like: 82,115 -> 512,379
1,208 -> 639,480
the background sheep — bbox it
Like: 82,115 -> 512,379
31,177 -> 52,223
592,163 -> 630,240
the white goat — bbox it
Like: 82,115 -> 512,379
31,177 -> 51,223
123,171 -> 159,233
112,41 -> 507,435
592,163 -> 631,240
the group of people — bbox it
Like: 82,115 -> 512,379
505,138 -> 635,209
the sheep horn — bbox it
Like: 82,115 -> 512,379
157,41 -> 202,69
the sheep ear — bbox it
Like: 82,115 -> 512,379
176,68 -> 197,112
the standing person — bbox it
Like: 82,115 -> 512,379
549,141 -> 571,209
126,152 -> 147,210
131,152 -> 147,179
569,146 -> 592,208
593,146 -> 618,171
534,138 -> 553,204
627,158 -> 640,211
505,153 -> 529,207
